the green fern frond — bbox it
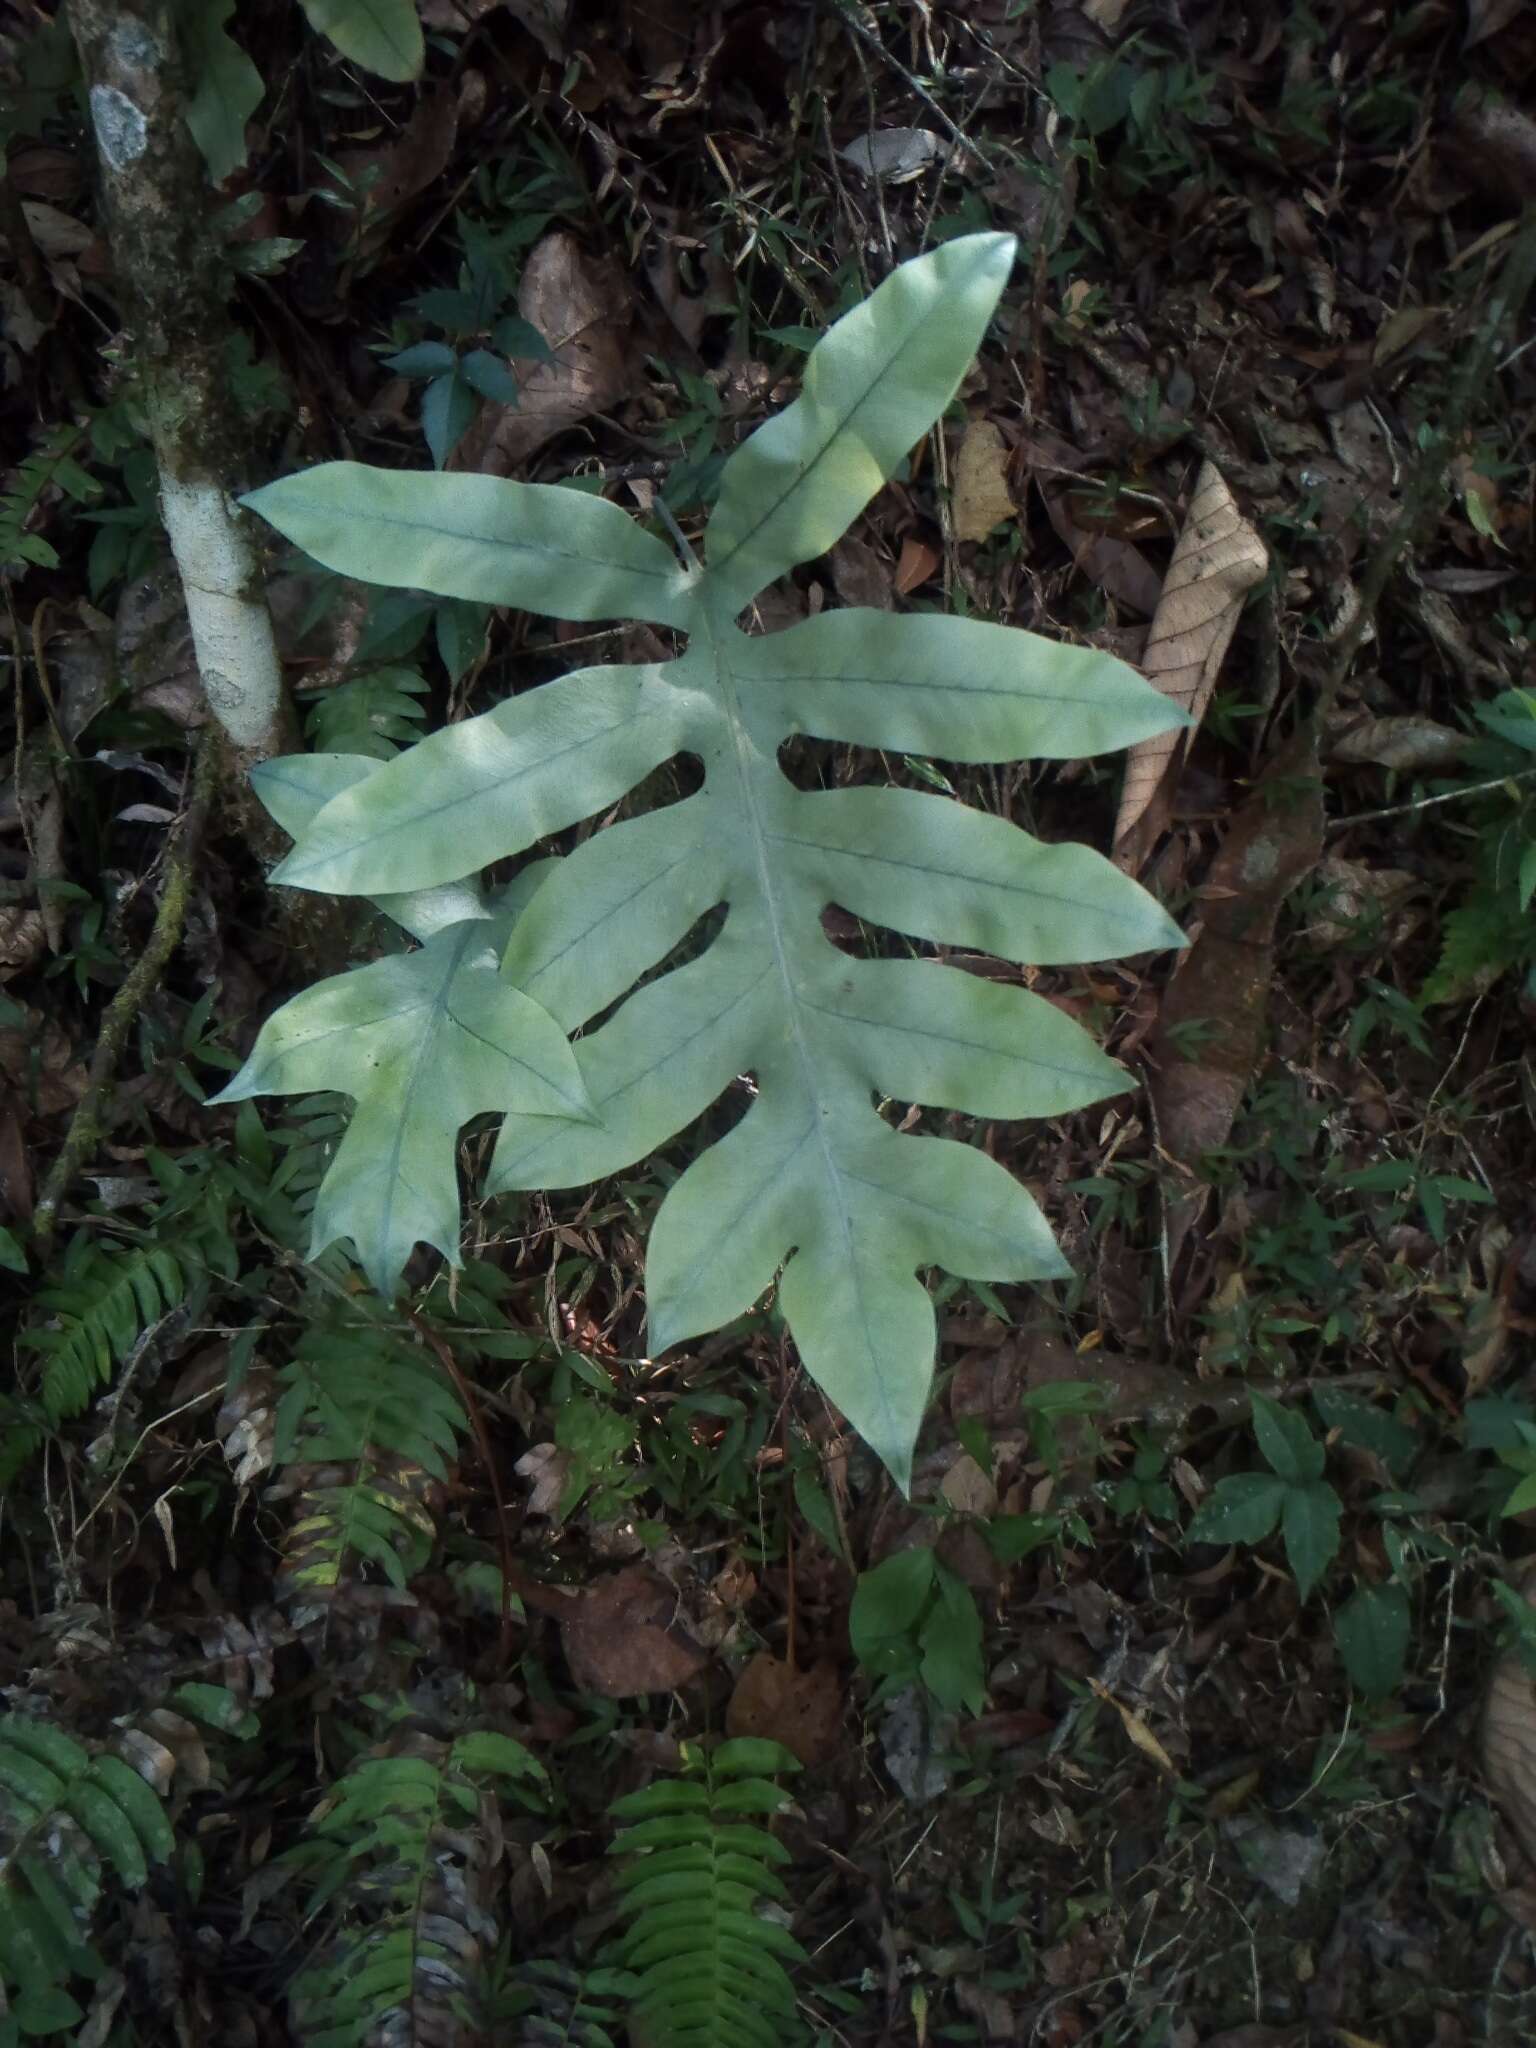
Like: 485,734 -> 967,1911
0,1716 -> 174,2043
19,1234 -> 197,1423
273,1321 -> 467,1600
504,1959 -> 636,2046
288,1722 -> 546,2047
1422,880 -> 1530,1005
302,665 -> 431,760
0,423 -> 100,575
609,1738 -> 806,2048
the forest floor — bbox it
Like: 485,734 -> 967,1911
4,3 -> 1536,2045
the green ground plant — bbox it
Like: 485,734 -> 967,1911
218,232 -> 1187,1489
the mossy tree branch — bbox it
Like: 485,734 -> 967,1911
69,0 -> 294,767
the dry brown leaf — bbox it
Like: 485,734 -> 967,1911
1114,462 -> 1268,867
333,90 -> 458,258
1485,1567 -> 1536,1867
952,419 -> 1014,543
559,1564 -> 707,1697
894,535 -> 940,594
1149,725 -> 1324,1271
455,232 -> 633,475
1040,485 -> 1162,616
726,1651 -> 843,1765
1329,713 -> 1469,773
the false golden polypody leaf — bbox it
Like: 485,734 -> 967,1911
230,233 -> 1186,1486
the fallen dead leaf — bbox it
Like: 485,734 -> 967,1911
939,1449 -> 998,1517
455,232 -> 634,475
1115,462 -> 1269,869
829,535 -> 893,610
559,1564 -> 707,1697
894,534 -> 940,594
1149,725 -> 1325,1273
1090,1678 -> 1177,1776
1485,1566 -> 1536,1867
952,419 -> 1014,543
1304,857 -> 1420,949
841,128 -> 947,183
420,0 -> 569,55
726,1651 -> 843,1765
1328,712 -> 1469,773
513,1442 -> 568,1519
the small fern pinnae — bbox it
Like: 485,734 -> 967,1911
19,1234 -> 197,1427
0,1716 -> 175,2043
286,1718 -> 545,2047
609,1737 -> 805,2048
269,1318 -> 467,1614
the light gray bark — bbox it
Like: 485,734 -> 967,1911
70,0 -> 292,762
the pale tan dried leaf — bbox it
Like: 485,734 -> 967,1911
952,419 -> 1014,543
1485,1569 -> 1536,1867
514,1441 -> 569,1518
456,232 -> 633,475
939,1450 -> 998,1517
1330,713 -> 1469,773
1090,1678 -> 1177,1776
1114,462 -> 1268,862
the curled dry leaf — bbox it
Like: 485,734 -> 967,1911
1329,712 -> 1470,773
952,419 -> 1015,543
841,128 -> 947,183
1114,461 -> 1268,868
1485,1568 -> 1536,1867
454,232 -> 633,474
726,1650 -> 844,1765
559,1563 -> 707,1697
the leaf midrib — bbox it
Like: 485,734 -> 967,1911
705,619 -> 885,1399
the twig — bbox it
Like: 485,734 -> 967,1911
825,0 -> 995,172
1327,766 -> 1536,833
34,734 -> 220,1251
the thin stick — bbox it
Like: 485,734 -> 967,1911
34,734 -> 220,1250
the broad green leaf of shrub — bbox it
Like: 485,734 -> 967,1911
1334,1582 -> 1409,1700
235,231 -> 1187,1486
297,0 -> 423,82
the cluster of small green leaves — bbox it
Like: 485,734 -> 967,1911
1423,688 -> 1536,1005
849,1547 -> 988,1718
226,232 -> 1187,1488
1188,1390 -> 1435,1700
380,217 -> 550,467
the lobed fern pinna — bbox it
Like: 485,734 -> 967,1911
608,1737 -> 806,2048
220,230 -> 1188,1487
0,1715 -> 174,2043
